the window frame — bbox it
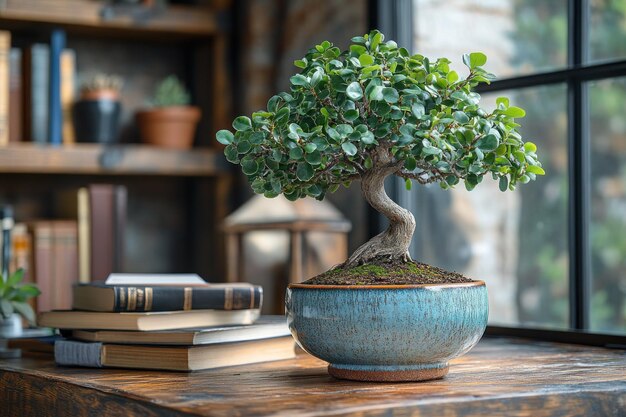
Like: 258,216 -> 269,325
372,0 -> 626,346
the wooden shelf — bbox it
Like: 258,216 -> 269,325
0,0 -> 223,40
0,143 -> 228,177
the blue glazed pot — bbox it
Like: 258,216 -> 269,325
286,281 -> 488,382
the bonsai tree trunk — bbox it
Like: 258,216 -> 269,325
343,159 -> 416,268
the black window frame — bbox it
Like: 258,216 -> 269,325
372,0 -> 626,348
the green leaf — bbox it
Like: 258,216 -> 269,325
216,130 -> 235,145
12,301 -> 35,324
237,140 -> 252,154
447,71 -> 459,83
369,86 -> 384,101
361,131 -> 376,144
469,52 -> 487,68
496,96 -> 509,108
359,54 -> 374,66
296,162 -> 314,181
290,74 -> 308,86
453,111 -> 469,124
341,142 -> 358,156
346,82 -> 363,100
304,143 -> 317,153
476,134 -> 499,151
0,299 -> 13,319
499,176 -> 508,192
294,59 -> 307,69
404,157 -> 417,171
310,69 -> 323,87
411,103 -> 425,118
6,269 -> 24,287
224,145 -> 239,163
344,109 -> 359,122
524,141 -> 537,153
249,132 -> 265,145
289,147 -> 304,160
327,127 -> 341,142
527,165 -> 546,175
305,150 -> 322,165
241,158 -> 260,175
382,87 -> 399,103
232,116 -> 252,131
405,178 -> 412,190
275,107 -> 290,124
504,106 -> 526,118
370,32 -> 383,50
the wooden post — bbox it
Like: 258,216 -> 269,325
289,230 -> 303,283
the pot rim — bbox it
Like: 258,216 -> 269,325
288,280 -> 485,290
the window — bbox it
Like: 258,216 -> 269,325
376,0 -> 626,337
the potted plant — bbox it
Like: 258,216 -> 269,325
216,30 -> 544,382
136,75 -> 201,149
73,74 -> 123,144
0,269 -> 40,338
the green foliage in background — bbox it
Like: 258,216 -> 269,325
151,75 -> 191,107
217,30 -> 543,201
0,269 -> 40,325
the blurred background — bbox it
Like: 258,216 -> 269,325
0,0 -> 624,335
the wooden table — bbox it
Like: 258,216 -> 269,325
1,337 -> 625,417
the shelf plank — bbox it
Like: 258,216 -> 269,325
0,0 -> 221,39
0,143 -> 228,176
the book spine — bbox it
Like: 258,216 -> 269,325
60,49 -> 76,144
77,187 -> 91,284
48,29 -> 65,146
113,185 -> 127,272
0,31 -> 10,146
30,222 -> 53,313
53,221 -> 79,310
89,184 -> 115,281
109,286 -> 263,312
55,340 -> 103,368
8,48 -> 22,143
30,44 -> 50,144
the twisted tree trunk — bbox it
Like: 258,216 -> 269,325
343,163 -> 416,268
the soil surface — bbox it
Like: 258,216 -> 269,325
303,257 -> 474,285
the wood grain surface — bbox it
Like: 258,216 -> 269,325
1,337 -> 625,417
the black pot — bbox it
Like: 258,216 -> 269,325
73,99 -> 121,144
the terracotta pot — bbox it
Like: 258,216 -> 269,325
136,106 -> 201,149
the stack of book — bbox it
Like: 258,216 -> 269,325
38,276 -> 295,371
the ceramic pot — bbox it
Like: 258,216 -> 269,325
0,313 -> 22,338
286,281 -> 488,382
136,106 -> 201,149
73,98 -> 121,144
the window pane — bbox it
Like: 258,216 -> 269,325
589,0 -> 626,63
413,0 -> 568,78
589,77 -> 626,334
411,84 -> 569,328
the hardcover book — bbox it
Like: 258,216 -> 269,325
72,282 -> 263,312
55,336 -> 295,371
69,316 -> 288,345
38,308 -> 260,331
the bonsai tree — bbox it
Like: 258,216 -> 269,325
0,269 -> 40,325
217,30 -> 544,270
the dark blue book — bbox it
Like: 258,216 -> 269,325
48,29 -> 65,145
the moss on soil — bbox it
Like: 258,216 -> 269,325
303,257 -> 474,285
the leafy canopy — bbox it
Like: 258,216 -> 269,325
216,30 -> 544,201
0,268 -> 40,324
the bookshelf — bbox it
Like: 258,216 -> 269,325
0,0 -> 234,283
0,1 -> 222,39
0,143 -> 228,176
